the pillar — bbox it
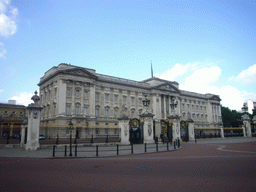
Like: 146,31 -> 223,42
25,91 -> 43,151
118,115 -> 130,145
89,83 -> 95,117
220,126 -> 224,138
242,114 -> 252,137
187,120 -> 195,140
139,112 -> 155,144
20,119 -> 27,147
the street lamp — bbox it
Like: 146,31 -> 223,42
68,120 -> 74,156
170,96 -> 178,112
142,94 -> 150,111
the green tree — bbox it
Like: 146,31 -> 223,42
221,106 -> 243,127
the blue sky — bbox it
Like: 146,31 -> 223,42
0,0 -> 255,111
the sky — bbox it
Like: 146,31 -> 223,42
0,0 -> 255,112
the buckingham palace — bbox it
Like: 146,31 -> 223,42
38,63 -> 223,142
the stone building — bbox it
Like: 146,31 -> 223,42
0,100 -> 26,138
38,63 -> 222,140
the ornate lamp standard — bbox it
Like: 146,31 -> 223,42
68,120 -> 74,156
142,94 -> 150,112
170,96 -> 178,112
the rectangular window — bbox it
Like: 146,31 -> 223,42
75,90 -> 80,98
84,91 -> 88,99
105,108 -> 109,117
85,129 -> 88,135
84,107 -> 87,115
131,111 -> 134,118
114,129 -> 118,135
105,129 -> 108,135
114,109 -> 118,118
66,105 -> 70,115
114,95 -> 118,103
95,108 -> 99,117
96,93 -> 99,101
139,98 -> 142,105
95,128 -> 99,135
123,96 -> 126,104
131,97 -> 134,105
67,89 -> 71,97
105,94 -> 109,102
75,106 -> 79,115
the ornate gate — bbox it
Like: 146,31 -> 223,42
180,120 -> 189,142
161,119 -> 173,143
129,118 -> 143,144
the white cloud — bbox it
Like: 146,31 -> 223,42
0,42 -> 6,58
0,0 -> 18,37
0,89 -> 4,92
157,63 -> 254,111
9,91 -> 35,106
156,63 -> 191,81
229,64 -> 256,84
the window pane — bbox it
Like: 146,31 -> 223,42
84,107 -> 87,115
66,106 -> 70,115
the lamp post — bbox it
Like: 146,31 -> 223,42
68,120 -> 73,156
142,94 -> 150,112
170,96 -> 178,112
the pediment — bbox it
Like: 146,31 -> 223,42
62,68 -> 97,79
153,83 -> 180,93
210,95 -> 221,101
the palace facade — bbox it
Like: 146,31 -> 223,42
38,63 -> 222,140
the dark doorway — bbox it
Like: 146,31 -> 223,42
129,118 -> 143,144
180,120 -> 189,142
161,119 -> 173,143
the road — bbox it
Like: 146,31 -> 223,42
0,140 -> 256,192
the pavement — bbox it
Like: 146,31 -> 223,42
0,137 -> 255,158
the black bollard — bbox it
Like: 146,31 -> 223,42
53,146 -> 56,157
64,145 -> 67,156
145,143 -> 147,153
131,144 -> 133,154
56,135 -> 59,145
96,145 -> 99,156
156,142 -> 158,152
117,144 -> 119,155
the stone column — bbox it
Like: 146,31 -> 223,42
89,83 -> 95,117
20,119 -> 27,147
242,114 -> 252,137
168,114 -> 181,141
242,125 -> 246,137
163,95 -> 166,119
139,112 -> 155,144
57,79 -> 67,116
187,119 -> 195,140
25,91 -> 43,151
71,82 -> 75,115
220,126 -> 224,138
118,114 -> 130,145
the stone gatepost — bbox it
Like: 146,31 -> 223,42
220,126 -> 225,138
118,105 -> 130,145
20,119 -> 27,147
168,114 -> 181,141
25,91 -> 43,151
139,112 -> 155,144
242,125 -> 246,137
242,114 -> 252,137
187,118 -> 195,140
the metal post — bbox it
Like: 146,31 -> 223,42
69,132 -> 72,157
156,142 -> 158,152
91,135 -> 93,143
75,145 -> 77,157
96,145 -> 98,157
106,135 -> 108,143
53,145 -> 55,157
64,145 -> 67,157
56,135 -> 59,145
131,144 -> 133,154
74,137 -> 77,144
178,138 -> 180,148
145,143 -> 147,153
117,144 -> 119,155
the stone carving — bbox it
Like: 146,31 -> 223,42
33,111 -> 39,119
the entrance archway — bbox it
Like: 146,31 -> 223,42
161,119 -> 173,143
180,120 -> 189,142
129,118 -> 143,144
